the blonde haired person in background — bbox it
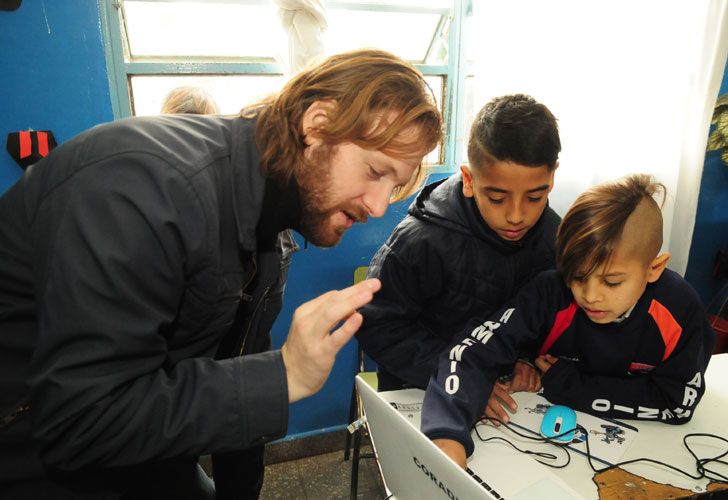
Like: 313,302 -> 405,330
160,85 -> 220,115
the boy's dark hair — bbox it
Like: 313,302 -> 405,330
556,173 -> 666,284
468,94 -> 560,171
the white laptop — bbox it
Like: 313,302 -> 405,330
356,375 -> 499,500
356,376 -> 584,500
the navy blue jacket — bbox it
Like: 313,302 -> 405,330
422,269 -> 716,456
357,173 -> 560,390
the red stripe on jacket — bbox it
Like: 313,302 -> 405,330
648,299 -> 683,361
539,302 -> 578,355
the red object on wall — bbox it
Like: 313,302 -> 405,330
6,130 -> 57,170
0,0 -> 22,11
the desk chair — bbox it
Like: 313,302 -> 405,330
343,266 -> 380,499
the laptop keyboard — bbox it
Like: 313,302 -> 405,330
466,467 -> 504,499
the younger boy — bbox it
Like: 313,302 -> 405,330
357,95 -> 561,414
422,174 -> 716,468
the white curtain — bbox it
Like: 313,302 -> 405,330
471,0 -> 728,274
272,0 -> 328,75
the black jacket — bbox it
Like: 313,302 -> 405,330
356,173 -> 561,390
0,115 -> 296,488
422,269 -> 716,456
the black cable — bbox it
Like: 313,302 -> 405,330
473,417 -> 728,485
474,416 -> 572,468
475,434 -> 571,468
579,425 -> 728,484
684,433 -> 728,482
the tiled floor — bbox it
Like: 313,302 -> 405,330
259,442 -> 387,499
201,429 -> 387,499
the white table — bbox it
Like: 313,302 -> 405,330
377,353 -> 728,499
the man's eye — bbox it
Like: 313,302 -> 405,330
527,196 -> 544,202
368,166 -> 383,179
487,197 -> 504,205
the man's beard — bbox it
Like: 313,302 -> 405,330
295,144 -> 367,247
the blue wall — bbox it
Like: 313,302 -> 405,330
0,0 -> 112,192
685,59 -> 728,315
2,0 -> 726,440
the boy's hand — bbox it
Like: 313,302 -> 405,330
535,354 -> 559,374
433,439 -> 467,470
482,382 -> 517,426
509,360 -> 542,392
483,360 -> 541,426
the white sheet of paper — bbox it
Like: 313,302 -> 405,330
491,392 -> 639,466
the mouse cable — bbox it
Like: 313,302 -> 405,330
473,417 -> 728,483
578,426 -> 728,484
473,416 -> 571,468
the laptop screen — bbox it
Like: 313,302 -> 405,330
357,376 -> 498,500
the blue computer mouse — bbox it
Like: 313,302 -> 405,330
540,405 -> 577,443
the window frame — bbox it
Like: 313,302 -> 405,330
99,0 -> 471,171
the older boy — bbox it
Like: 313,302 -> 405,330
357,94 -> 561,415
423,174 -> 716,468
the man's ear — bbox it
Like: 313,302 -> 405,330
647,252 -> 671,283
302,100 -> 336,146
460,165 -> 474,198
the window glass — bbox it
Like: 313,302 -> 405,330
470,0 -> 715,266
324,9 -> 446,64
122,1 -> 451,64
345,0 -> 450,7
131,74 -> 285,116
123,1 -> 281,59
424,75 -> 444,164
459,75 -> 474,163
